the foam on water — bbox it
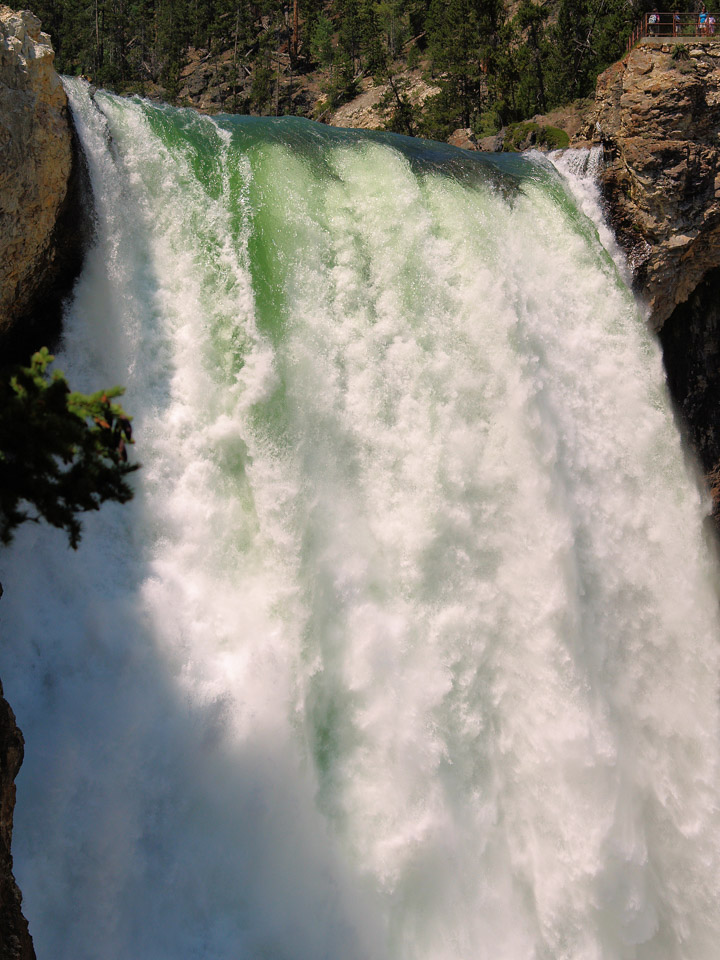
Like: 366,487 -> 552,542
1,82 -> 719,960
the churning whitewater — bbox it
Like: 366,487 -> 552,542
2,79 -> 720,960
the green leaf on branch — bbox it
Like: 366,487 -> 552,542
0,348 -> 139,549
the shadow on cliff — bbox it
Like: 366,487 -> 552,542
659,266 -> 720,536
2,111 -> 94,370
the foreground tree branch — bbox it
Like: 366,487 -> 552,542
0,348 -> 138,549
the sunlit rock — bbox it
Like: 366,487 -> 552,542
0,5 -> 72,341
591,38 -> 720,331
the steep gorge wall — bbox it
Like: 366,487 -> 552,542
0,681 -> 34,960
0,5 -> 81,358
593,37 -> 720,331
592,38 -> 720,487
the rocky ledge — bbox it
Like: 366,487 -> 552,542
0,5 -> 78,352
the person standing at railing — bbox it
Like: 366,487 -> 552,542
699,4 -> 708,35
709,13 -> 716,34
674,11 -> 681,35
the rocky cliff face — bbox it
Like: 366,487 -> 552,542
658,267 -> 720,478
592,37 -> 720,331
591,38 -> 720,495
0,5 -> 79,354
0,679 -> 34,960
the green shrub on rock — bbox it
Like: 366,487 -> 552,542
502,121 -> 569,151
671,43 -> 690,61
538,126 -> 570,149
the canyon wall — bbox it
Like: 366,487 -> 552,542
0,681 -> 34,960
591,37 -> 720,488
593,37 -> 720,331
0,5 -> 78,356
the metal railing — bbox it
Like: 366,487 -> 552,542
627,11 -> 718,50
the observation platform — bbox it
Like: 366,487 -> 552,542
628,13 -> 720,50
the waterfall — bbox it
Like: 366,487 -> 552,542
1,79 -> 720,960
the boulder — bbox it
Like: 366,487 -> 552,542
448,128 -> 479,150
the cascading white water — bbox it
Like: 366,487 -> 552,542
548,146 -> 632,287
1,80 -> 720,960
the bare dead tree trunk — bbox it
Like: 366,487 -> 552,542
233,6 -> 240,111
95,0 -> 100,73
293,0 -> 299,59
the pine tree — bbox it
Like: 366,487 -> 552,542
310,12 -> 334,66
515,0 -> 549,115
426,0 -> 484,130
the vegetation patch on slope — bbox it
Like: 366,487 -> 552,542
30,0 -> 640,140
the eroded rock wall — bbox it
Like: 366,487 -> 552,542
592,38 -> 720,331
0,680 -> 34,960
591,39 -> 720,491
659,268 -> 720,494
0,5 -> 74,348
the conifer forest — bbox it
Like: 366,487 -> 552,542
32,0 -> 701,140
